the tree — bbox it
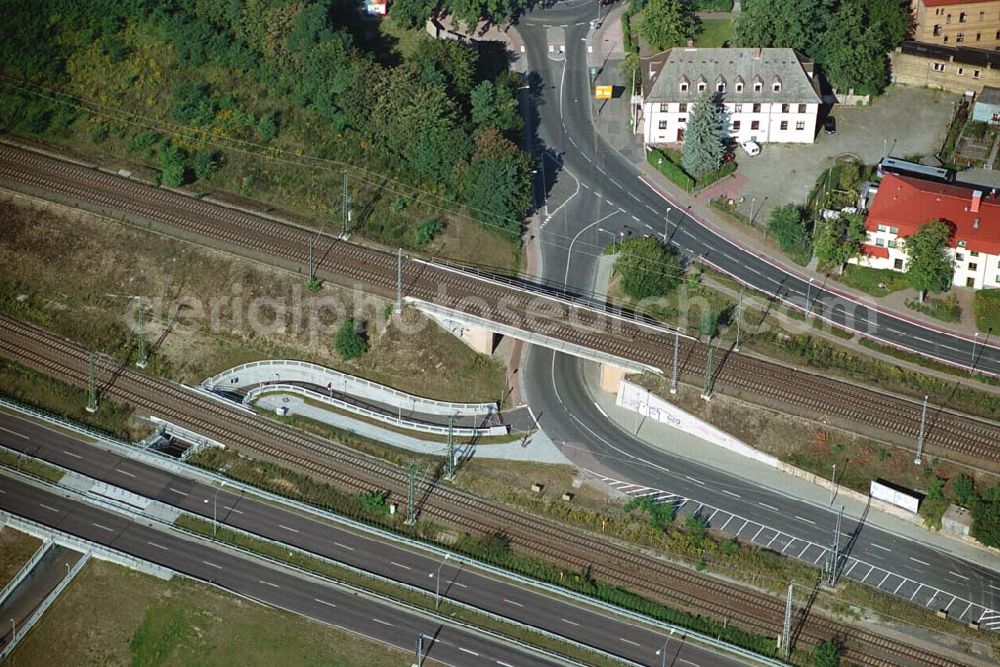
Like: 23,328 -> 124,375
334,319 -> 368,360
733,0 -> 831,52
191,150 -> 221,181
815,1 -> 892,95
470,76 -> 523,138
767,205 -> 811,260
904,220 -> 954,302
813,212 -> 866,272
952,475 -> 977,509
614,237 -> 682,301
157,140 -> 188,187
681,91 -> 727,178
972,484 -> 1000,549
639,0 -> 698,51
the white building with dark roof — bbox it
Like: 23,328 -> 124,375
637,47 -> 822,146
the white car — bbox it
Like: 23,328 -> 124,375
740,140 -> 761,157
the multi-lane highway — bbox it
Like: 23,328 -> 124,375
0,410 -> 749,667
514,0 -> 1000,632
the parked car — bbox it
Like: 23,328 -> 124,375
824,116 -> 836,134
740,140 -> 761,157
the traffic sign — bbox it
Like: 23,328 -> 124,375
594,85 -> 613,99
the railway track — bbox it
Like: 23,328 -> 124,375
0,315 -> 968,667
0,143 -> 997,468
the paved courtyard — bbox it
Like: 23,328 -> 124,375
731,86 -> 960,221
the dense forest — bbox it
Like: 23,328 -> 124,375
0,0 -> 535,264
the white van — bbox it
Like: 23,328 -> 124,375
740,140 -> 761,157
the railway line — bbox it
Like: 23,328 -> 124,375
0,143 -> 997,468
0,315 -> 969,666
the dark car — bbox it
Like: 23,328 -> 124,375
824,116 -> 836,134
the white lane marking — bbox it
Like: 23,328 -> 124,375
390,561 -> 412,571
497,662 -> 516,667
459,648 -> 479,657
646,205 -> 658,213
910,557 -> 930,566
721,490 -> 741,498
596,165 -> 607,175
371,617 -> 392,626
628,192 -> 641,202
989,584 -> 1000,591
450,581 -> 468,588
260,580 -> 280,588
751,526 -> 765,541
870,543 -> 891,552
147,541 -> 168,550
610,178 -> 622,188
62,450 -> 82,459
948,570 -> 969,581
314,598 -> 336,608
758,502 -> 778,511
203,561 -> 223,569
620,638 -> 642,647
116,469 -> 136,478
39,503 -> 60,512
92,523 -> 114,532
167,487 -> 188,496
593,401 -> 609,418
562,618 -> 580,626
334,542 -> 355,551
679,659 -> 700,667
568,136 -> 579,148
278,524 -> 299,533
0,426 -> 29,439
503,599 -> 524,607
794,515 -> 816,525
684,475 -> 705,486
606,199 -> 615,206
631,214 -> 640,222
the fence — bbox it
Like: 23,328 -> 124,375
246,384 -> 508,437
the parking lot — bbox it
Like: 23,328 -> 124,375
729,86 -> 959,221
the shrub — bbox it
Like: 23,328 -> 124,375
414,217 -> 444,247
334,319 -> 368,360
191,150 -> 221,181
973,288 -> 1000,333
624,496 -> 675,529
647,148 -> 695,191
614,237 -> 682,300
813,639 -> 844,667
766,205 -> 812,264
157,140 -> 188,187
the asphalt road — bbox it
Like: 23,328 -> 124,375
0,544 -> 82,648
513,0 -> 1000,630
0,473 -> 562,667
0,411 -> 746,667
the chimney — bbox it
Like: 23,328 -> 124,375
972,189 -> 983,213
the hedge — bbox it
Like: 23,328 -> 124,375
647,148 -> 695,191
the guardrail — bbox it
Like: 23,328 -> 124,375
246,384 -> 508,438
0,398 -> 781,666
0,537 -> 51,607
0,547 -> 90,661
201,359 -> 498,418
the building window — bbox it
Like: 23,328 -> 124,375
975,70 -> 982,78
735,83 -> 743,92
973,219 -> 980,229
980,11 -> 985,21
947,13 -> 952,24
960,11 -> 967,23
795,120 -> 805,130
957,252 -> 965,261
658,120 -> 668,129
678,117 -> 687,124
977,32 -> 982,41
969,262 -> 978,271
889,226 -> 899,234
717,83 -> 725,92
732,120 -> 741,130
971,250 -> 980,256
894,258 -> 904,270
773,82 -> 781,92
734,103 -> 742,112
752,103 -> 761,113
780,120 -> 788,130
958,67 -> 965,75
680,82 -> 688,92
876,238 -> 886,247
944,35 -> 949,42
798,103 -> 807,113
888,239 -> 897,249
751,120 -> 760,130
698,82 -> 706,92
934,24 -> 942,36
933,62 -> 946,72
753,82 -> 762,93
659,103 -> 668,112
781,103 -> 790,113
957,32 -> 965,42
967,277 -> 976,287
958,240 -> 967,248
876,224 -> 888,232
679,103 -> 688,112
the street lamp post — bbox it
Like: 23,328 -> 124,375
805,277 -> 815,317
664,207 -> 672,241
972,332 -> 980,374
734,286 -> 744,352
749,197 -> 757,226
598,227 -> 615,251
655,629 -> 675,667
430,554 -> 452,609
213,483 -> 226,538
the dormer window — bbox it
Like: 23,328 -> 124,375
773,81 -> 781,92
735,82 -> 743,92
715,75 -> 726,93
754,82 -> 762,93
679,75 -> 689,92
698,82 -> 706,92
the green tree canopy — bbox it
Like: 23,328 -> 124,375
813,212 -> 866,271
972,484 -> 1000,548
904,220 -> 954,301
614,237 -> 683,301
462,127 -> 534,238
767,205 -> 811,260
734,0 -> 829,51
639,0 -> 698,51
681,91 -> 728,178
334,319 -> 368,360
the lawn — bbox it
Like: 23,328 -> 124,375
836,264 -> 911,296
0,529 -> 42,588
694,18 -> 734,48
9,560 -> 413,666
973,288 -> 1000,333
906,294 -> 962,323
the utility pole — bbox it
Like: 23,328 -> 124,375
395,248 -> 403,315
826,506 -> 844,586
405,461 -> 417,526
136,303 -> 148,368
445,415 -> 455,480
308,236 -> 317,285
414,634 -> 424,667
749,197 -> 756,226
780,583 -> 793,658
342,170 -> 351,237
805,277 -> 815,318
670,329 -> 679,395
914,394 -> 929,465
701,342 -> 715,400
86,352 -> 98,413
830,463 -> 837,505
734,287 -> 744,352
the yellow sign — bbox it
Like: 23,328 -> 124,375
594,85 -> 613,99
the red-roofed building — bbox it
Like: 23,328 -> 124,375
851,172 -> 1000,289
